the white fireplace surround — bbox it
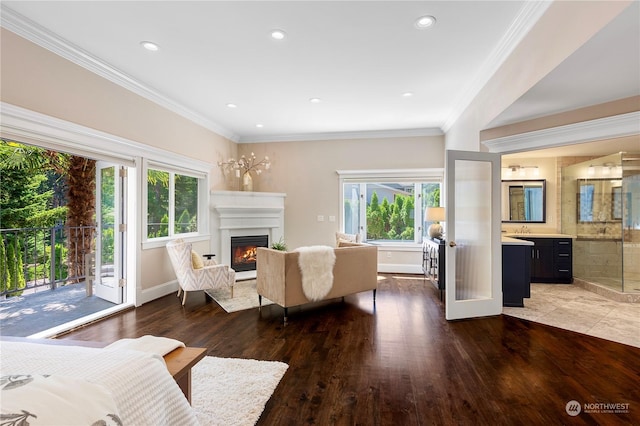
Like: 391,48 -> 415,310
210,191 -> 286,280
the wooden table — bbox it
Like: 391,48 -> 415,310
163,346 -> 207,403
0,336 -> 207,404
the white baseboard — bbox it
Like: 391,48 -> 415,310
138,280 -> 179,306
377,263 -> 423,274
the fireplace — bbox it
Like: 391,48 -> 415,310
211,190 -> 285,279
230,235 -> 269,272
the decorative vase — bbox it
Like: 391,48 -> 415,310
428,223 -> 443,239
242,172 -> 253,191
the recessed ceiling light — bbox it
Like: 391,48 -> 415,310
140,41 -> 159,51
309,98 -> 322,104
415,15 -> 436,29
402,92 -> 414,97
226,103 -> 237,108
256,124 -> 264,128
271,29 -> 286,40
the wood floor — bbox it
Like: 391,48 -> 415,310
59,274 -> 640,425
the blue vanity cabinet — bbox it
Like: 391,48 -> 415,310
502,243 -> 532,307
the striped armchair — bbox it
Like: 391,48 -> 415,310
166,239 -> 235,305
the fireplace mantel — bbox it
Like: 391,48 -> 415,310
210,191 -> 286,279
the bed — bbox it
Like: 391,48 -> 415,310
0,340 -> 201,425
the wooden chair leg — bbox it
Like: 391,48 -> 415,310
177,287 -> 182,298
182,291 -> 188,306
230,285 -> 234,298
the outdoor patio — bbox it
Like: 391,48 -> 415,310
0,283 -> 116,337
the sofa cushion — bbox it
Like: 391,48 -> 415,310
335,232 -> 361,247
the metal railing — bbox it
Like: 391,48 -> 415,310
0,225 -> 95,297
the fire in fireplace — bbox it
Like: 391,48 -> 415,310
230,235 -> 269,272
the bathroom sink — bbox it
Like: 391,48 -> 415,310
503,233 -> 575,239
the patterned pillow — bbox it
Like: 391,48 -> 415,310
0,374 -> 122,425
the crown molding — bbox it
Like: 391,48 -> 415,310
441,1 -> 552,132
1,5 -> 239,142
482,111 -> 640,154
239,127 -> 443,144
0,102 -> 213,172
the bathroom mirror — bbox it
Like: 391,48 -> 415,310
577,178 -> 622,222
501,180 -> 546,223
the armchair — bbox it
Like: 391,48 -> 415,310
166,239 -> 235,305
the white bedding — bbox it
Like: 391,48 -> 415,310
0,341 -> 200,426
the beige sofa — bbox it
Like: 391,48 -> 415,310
256,242 -> 378,321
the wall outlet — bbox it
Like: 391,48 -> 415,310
329,215 -> 336,222
317,215 -> 324,222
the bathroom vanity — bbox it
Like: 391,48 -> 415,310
504,234 -> 574,284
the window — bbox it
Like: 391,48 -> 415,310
146,166 -> 204,240
340,170 -> 442,244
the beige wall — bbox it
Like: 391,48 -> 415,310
445,1 -> 631,152
1,29 -> 238,293
237,136 -> 445,258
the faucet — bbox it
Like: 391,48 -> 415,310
517,225 -> 530,234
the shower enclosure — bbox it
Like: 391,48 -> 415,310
561,152 -> 640,293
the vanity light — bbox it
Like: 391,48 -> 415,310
502,165 -> 539,178
415,15 -> 436,29
588,165 -> 596,176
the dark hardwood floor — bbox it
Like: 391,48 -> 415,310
59,274 -> 640,425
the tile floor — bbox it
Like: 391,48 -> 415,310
503,283 -> 640,348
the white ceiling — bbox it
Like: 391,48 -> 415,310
2,1 -> 639,149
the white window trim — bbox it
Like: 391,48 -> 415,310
337,169 -> 443,246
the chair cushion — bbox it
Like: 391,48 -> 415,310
191,250 -> 204,269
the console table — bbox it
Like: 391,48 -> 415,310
422,238 -> 445,300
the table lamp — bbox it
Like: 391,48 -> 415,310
426,207 -> 445,239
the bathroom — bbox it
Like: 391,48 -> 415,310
501,138 -> 640,300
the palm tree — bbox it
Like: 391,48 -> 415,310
65,156 -> 96,281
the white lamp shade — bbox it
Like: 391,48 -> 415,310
425,207 -> 445,222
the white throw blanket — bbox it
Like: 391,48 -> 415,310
295,245 -> 336,301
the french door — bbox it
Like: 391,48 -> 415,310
445,150 -> 501,320
94,162 -> 124,304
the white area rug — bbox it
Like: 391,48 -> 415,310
205,280 -> 273,313
192,356 -> 288,426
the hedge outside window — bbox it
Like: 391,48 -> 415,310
147,169 -> 199,239
343,181 -> 440,243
